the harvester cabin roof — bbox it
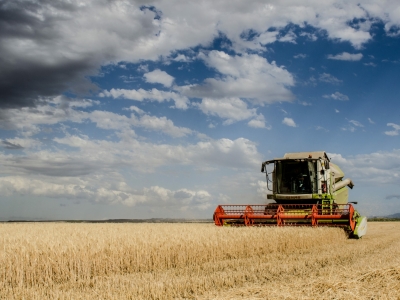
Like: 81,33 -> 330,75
283,151 -> 329,161
261,151 -> 330,171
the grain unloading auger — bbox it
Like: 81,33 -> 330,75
213,151 -> 367,238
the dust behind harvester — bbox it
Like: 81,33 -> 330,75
213,151 -> 367,238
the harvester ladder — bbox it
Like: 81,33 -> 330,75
321,199 -> 333,215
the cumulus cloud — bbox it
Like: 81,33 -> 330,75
328,149 -> 400,185
0,97 -> 192,139
0,175 -> 212,209
248,114 -> 269,129
278,30 -> 297,43
131,114 -> 192,138
327,52 -> 363,61
0,134 -> 261,177
1,138 -> 42,150
143,69 -> 175,87
1,140 -> 23,150
323,92 -> 349,101
195,97 -> 268,128
196,97 -> 257,125
124,105 -> 145,115
319,73 -> 342,84
385,123 -> 400,136
89,109 -> 193,138
0,95 -> 94,136
180,51 -> 295,104
100,88 -> 189,109
255,180 -> 270,197
0,1 -> 162,109
172,54 -> 192,62
300,32 -> 318,41
2,1 -> 400,109
282,117 -> 297,127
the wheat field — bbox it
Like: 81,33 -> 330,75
0,222 -> 399,299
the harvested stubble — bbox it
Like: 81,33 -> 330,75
0,223 -> 399,299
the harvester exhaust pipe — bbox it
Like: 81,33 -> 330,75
333,178 -> 354,192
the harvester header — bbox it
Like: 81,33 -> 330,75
213,151 -> 367,238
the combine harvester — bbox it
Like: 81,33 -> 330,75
213,151 -> 367,238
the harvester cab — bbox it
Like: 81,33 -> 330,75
213,151 -> 367,238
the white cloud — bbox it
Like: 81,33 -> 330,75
341,126 -> 356,132
0,97 -> 192,140
300,32 -> 317,41
124,106 -> 145,115
131,114 -> 192,138
217,193 -> 231,204
143,69 -> 175,87
257,31 -> 279,45
328,149 -> 400,185
188,138 -> 261,169
0,175 -> 212,209
4,1 -> 400,108
89,110 -> 131,131
385,123 -> 400,136
282,117 -> 297,127
278,30 -> 297,43
137,64 -> 149,73
248,114 -> 269,129
173,54 -> 192,62
100,88 -> 189,109
315,126 -> 329,132
1,133 -> 261,177
0,96 -> 94,136
364,62 -> 377,67
180,51 -> 295,105
196,97 -> 257,125
294,54 -> 307,59
323,92 -> 349,101
1,138 -> 41,150
368,118 -> 375,124
254,180 -> 272,197
88,109 -> 193,138
349,120 -> 364,127
319,73 -> 342,84
327,52 -> 363,61
341,119 -> 363,132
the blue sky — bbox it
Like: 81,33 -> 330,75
1,0 -> 400,220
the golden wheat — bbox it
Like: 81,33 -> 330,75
0,222 -> 399,299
